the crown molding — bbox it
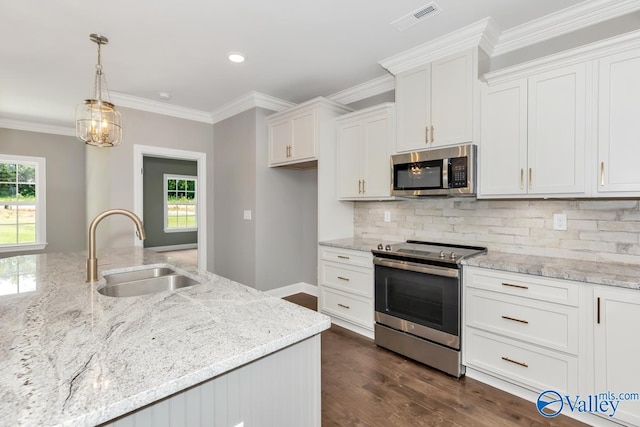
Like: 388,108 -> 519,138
493,0 -> 640,57
379,17 -> 500,75
211,91 -> 296,124
328,75 -> 395,105
109,92 -> 214,124
485,28 -> 640,85
0,118 -> 75,137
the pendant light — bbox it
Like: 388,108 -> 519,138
75,34 -> 122,147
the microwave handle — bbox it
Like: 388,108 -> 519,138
443,158 -> 449,189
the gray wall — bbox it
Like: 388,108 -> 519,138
213,107 -> 318,291
346,90 -> 395,111
213,109 -> 257,287
255,107 -> 318,289
85,107 -> 214,269
142,156 -> 197,248
0,128 -> 85,256
491,11 -> 640,71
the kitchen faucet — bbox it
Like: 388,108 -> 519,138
87,208 -> 146,282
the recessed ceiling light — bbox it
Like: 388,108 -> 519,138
158,92 -> 171,100
228,52 -> 246,63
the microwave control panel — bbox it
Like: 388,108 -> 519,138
449,157 -> 468,188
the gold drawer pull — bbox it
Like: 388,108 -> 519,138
502,282 -> 528,290
337,276 -> 350,281
501,356 -> 528,368
337,303 -> 350,309
502,315 -> 529,324
337,255 -> 350,260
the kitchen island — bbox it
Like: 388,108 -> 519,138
0,247 -> 330,426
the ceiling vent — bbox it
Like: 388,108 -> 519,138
391,2 -> 441,32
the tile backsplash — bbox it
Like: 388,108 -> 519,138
354,198 -> 640,264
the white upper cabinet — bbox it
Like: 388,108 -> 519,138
480,64 -> 588,198
527,64 -> 588,195
480,32 -> 640,199
337,103 -> 395,200
480,80 -> 528,196
597,48 -> 640,194
268,98 -> 351,168
395,49 -> 475,153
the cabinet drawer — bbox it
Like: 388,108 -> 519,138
464,267 -> 579,306
464,328 -> 578,395
319,246 -> 373,268
320,261 -> 373,297
465,288 -> 578,354
320,287 -> 373,330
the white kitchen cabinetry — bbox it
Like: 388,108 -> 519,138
337,103 -> 395,200
395,49 -> 475,153
268,97 -> 352,168
597,48 -> 640,195
592,286 -> 640,426
318,245 -> 374,338
463,267 -> 580,396
480,63 -> 588,197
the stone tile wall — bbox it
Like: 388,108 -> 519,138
353,199 -> 640,263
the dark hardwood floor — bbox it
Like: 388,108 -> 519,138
283,293 -> 587,427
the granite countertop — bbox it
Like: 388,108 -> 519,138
318,237 -> 401,252
0,247 -> 330,426
463,251 -> 640,290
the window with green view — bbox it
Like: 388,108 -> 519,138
0,155 -> 46,252
164,174 -> 197,232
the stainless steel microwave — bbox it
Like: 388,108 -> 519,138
391,144 -> 477,197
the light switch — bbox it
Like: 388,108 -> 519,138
243,210 -> 252,220
384,211 -> 391,223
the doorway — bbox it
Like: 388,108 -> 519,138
133,144 -> 207,270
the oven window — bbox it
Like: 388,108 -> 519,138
393,160 -> 442,190
387,278 -> 443,326
375,265 -> 459,336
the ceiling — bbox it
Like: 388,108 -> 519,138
0,0 -> 593,127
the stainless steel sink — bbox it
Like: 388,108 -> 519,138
98,267 -> 201,297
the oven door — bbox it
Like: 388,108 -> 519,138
374,258 -> 461,349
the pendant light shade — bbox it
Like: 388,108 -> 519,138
76,34 -> 122,147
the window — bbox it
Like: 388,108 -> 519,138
0,155 -> 46,252
164,174 -> 197,232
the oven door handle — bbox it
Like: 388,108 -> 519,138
373,257 -> 459,278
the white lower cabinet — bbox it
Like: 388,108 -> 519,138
463,267 -> 581,396
318,245 -> 374,337
592,286 -> 640,426
465,266 -> 640,426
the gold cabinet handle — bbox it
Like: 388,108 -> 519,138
431,125 -> 435,143
425,126 -> 429,144
528,168 -> 532,190
520,169 -> 524,189
337,303 -> 350,309
337,276 -> 350,281
502,282 -> 529,290
362,180 -> 366,194
502,356 -> 528,368
600,162 -> 605,186
501,315 -> 529,324
337,255 -> 350,260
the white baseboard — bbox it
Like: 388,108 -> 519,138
266,282 -> 318,298
147,243 -> 198,252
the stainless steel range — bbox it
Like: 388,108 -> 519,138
372,240 -> 487,377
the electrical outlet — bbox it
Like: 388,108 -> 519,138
243,210 -> 252,220
553,213 -> 567,231
384,211 -> 391,223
